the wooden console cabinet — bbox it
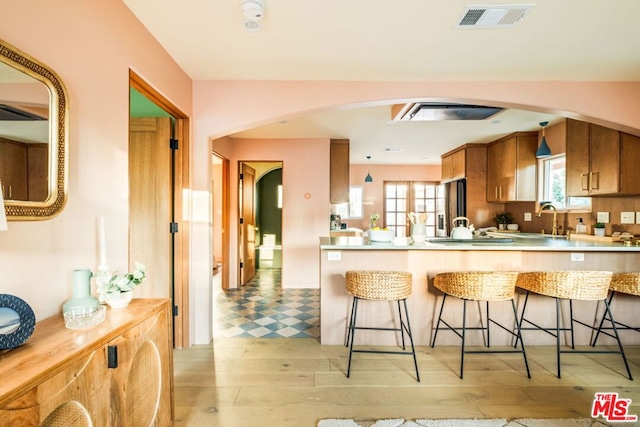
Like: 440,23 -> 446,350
0,299 -> 173,426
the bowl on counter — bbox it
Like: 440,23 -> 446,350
368,229 -> 395,242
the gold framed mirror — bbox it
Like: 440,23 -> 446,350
0,38 -> 68,220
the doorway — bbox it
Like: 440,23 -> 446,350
238,161 -> 283,287
128,70 -> 190,348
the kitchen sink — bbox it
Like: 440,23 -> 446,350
485,231 -> 568,240
427,237 -> 513,244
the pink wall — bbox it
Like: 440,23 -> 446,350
212,137 -> 329,289
0,1 -> 191,321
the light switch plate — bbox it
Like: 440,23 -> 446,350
637,212 -> 640,224
327,251 -> 341,261
597,212 -> 610,223
621,212 -> 635,224
524,212 -> 532,221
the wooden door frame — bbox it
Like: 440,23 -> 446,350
212,151 -> 230,290
129,70 -> 190,349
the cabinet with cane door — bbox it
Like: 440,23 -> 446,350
0,299 -> 173,427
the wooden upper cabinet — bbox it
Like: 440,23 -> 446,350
330,139 -> 349,204
440,149 -> 465,182
486,132 -> 537,202
566,119 -> 627,196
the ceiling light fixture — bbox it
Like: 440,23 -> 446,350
536,121 -> 552,158
242,0 -> 264,32
364,156 -> 373,183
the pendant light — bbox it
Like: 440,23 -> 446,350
536,121 -> 552,158
364,156 -> 373,183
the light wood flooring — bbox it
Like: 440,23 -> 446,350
173,338 -> 640,426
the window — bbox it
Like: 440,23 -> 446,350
332,186 -> 363,219
541,154 -> 590,210
384,181 -> 444,237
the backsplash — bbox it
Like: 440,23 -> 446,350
506,197 -> 640,236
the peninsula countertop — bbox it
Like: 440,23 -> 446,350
319,234 -> 640,252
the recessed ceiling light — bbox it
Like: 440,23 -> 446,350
384,147 -> 403,152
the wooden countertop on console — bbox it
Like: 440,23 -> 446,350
0,298 -> 170,408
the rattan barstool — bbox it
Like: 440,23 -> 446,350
344,270 -> 420,382
430,271 -> 530,379
516,271 -> 632,380
592,272 -> 640,346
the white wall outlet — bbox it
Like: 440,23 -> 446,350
637,212 -> 640,224
524,212 -> 532,221
621,212 -> 635,224
327,251 -> 341,261
571,253 -> 585,262
596,212 -> 610,223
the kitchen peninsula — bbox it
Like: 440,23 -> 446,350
319,236 -> 640,347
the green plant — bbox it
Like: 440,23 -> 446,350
96,262 -> 146,301
595,222 -> 605,228
494,212 -> 513,225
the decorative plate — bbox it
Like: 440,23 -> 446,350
0,294 -> 36,350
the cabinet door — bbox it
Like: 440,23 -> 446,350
620,133 -> 640,195
588,124 -> 619,195
565,119 -> 590,196
440,154 -> 453,182
514,135 -> 537,201
451,149 -> 466,180
108,305 -> 173,427
487,138 -> 516,201
486,142 -> 502,202
0,350 -> 109,427
329,139 -> 349,204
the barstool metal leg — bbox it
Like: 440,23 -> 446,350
431,293 -> 447,347
486,300 -> 491,347
511,299 -> 531,378
346,297 -> 359,378
603,298 -> 633,380
460,299 -> 467,379
345,296 -> 357,347
556,297 -> 562,378
397,301 -> 406,350
569,299 -> 575,349
591,291 -> 616,346
402,299 -> 420,382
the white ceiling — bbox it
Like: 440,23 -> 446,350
122,0 -> 640,164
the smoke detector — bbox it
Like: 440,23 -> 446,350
242,0 -> 264,20
242,0 -> 264,31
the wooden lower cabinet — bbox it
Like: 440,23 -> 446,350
0,299 -> 173,427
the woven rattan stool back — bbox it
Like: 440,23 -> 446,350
610,272 -> 640,296
516,271 -> 612,300
345,271 -> 412,301
433,271 -> 518,301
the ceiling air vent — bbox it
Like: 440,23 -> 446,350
394,103 -> 503,122
456,4 -> 534,28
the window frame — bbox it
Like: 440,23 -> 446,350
538,153 -> 591,212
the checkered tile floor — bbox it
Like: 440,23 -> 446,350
213,268 -> 320,338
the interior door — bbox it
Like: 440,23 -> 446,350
129,117 -> 172,299
239,162 -> 256,285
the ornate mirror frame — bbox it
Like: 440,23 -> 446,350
1,38 -> 68,220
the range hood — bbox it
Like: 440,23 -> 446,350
391,102 -> 503,122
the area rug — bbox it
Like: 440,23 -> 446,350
318,419 -> 618,427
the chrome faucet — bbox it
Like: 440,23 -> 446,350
536,202 -> 558,235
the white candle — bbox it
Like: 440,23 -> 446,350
98,216 -> 107,270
